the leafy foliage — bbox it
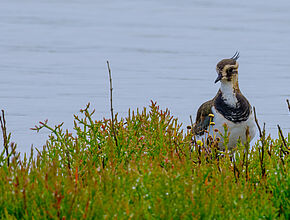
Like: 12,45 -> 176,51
0,101 -> 289,219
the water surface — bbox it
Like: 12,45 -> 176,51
0,0 -> 289,153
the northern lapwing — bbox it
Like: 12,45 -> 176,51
192,52 -> 256,150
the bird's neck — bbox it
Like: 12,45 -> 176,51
220,77 -> 240,107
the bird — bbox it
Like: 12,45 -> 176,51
191,52 -> 256,151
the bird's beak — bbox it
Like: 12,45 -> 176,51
214,73 -> 222,83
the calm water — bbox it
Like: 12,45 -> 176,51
0,0 -> 289,154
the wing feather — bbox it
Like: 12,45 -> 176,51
192,99 -> 214,136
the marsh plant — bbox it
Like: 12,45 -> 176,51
0,101 -> 289,219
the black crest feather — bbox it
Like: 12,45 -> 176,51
231,51 -> 240,61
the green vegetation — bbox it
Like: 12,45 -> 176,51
0,102 -> 289,219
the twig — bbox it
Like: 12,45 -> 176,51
287,99 -> 290,112
106,61 -> 118,148
0,110 -> 10,166
190,115 -> 194,128
277,125 -> 288,167
187,115 -> 194,131
253,107 -> 262,138
277,125 -> 288,152
253,107 -> 266,177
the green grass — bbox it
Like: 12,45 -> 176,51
0,101 -> 289,219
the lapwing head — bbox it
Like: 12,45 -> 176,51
215,52 -> 240,84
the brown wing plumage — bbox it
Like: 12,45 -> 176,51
192,99 -> 214,136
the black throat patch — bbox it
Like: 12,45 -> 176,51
214,90 -> 251,123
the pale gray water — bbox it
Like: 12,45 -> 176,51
0,0 -> 289,154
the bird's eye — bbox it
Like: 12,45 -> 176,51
227,68 -> 233,73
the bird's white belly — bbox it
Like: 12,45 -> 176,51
198,107 -> 256,150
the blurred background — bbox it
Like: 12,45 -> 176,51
0,0 -> 289,154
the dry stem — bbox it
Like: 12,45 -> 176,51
253,107 -> 262,138
0,110 -> 10,166
253,107 -> 266,177
106,61 -> 118,148
277,125 -> 288,152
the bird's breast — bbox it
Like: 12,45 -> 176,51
214,91 -> 251,123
